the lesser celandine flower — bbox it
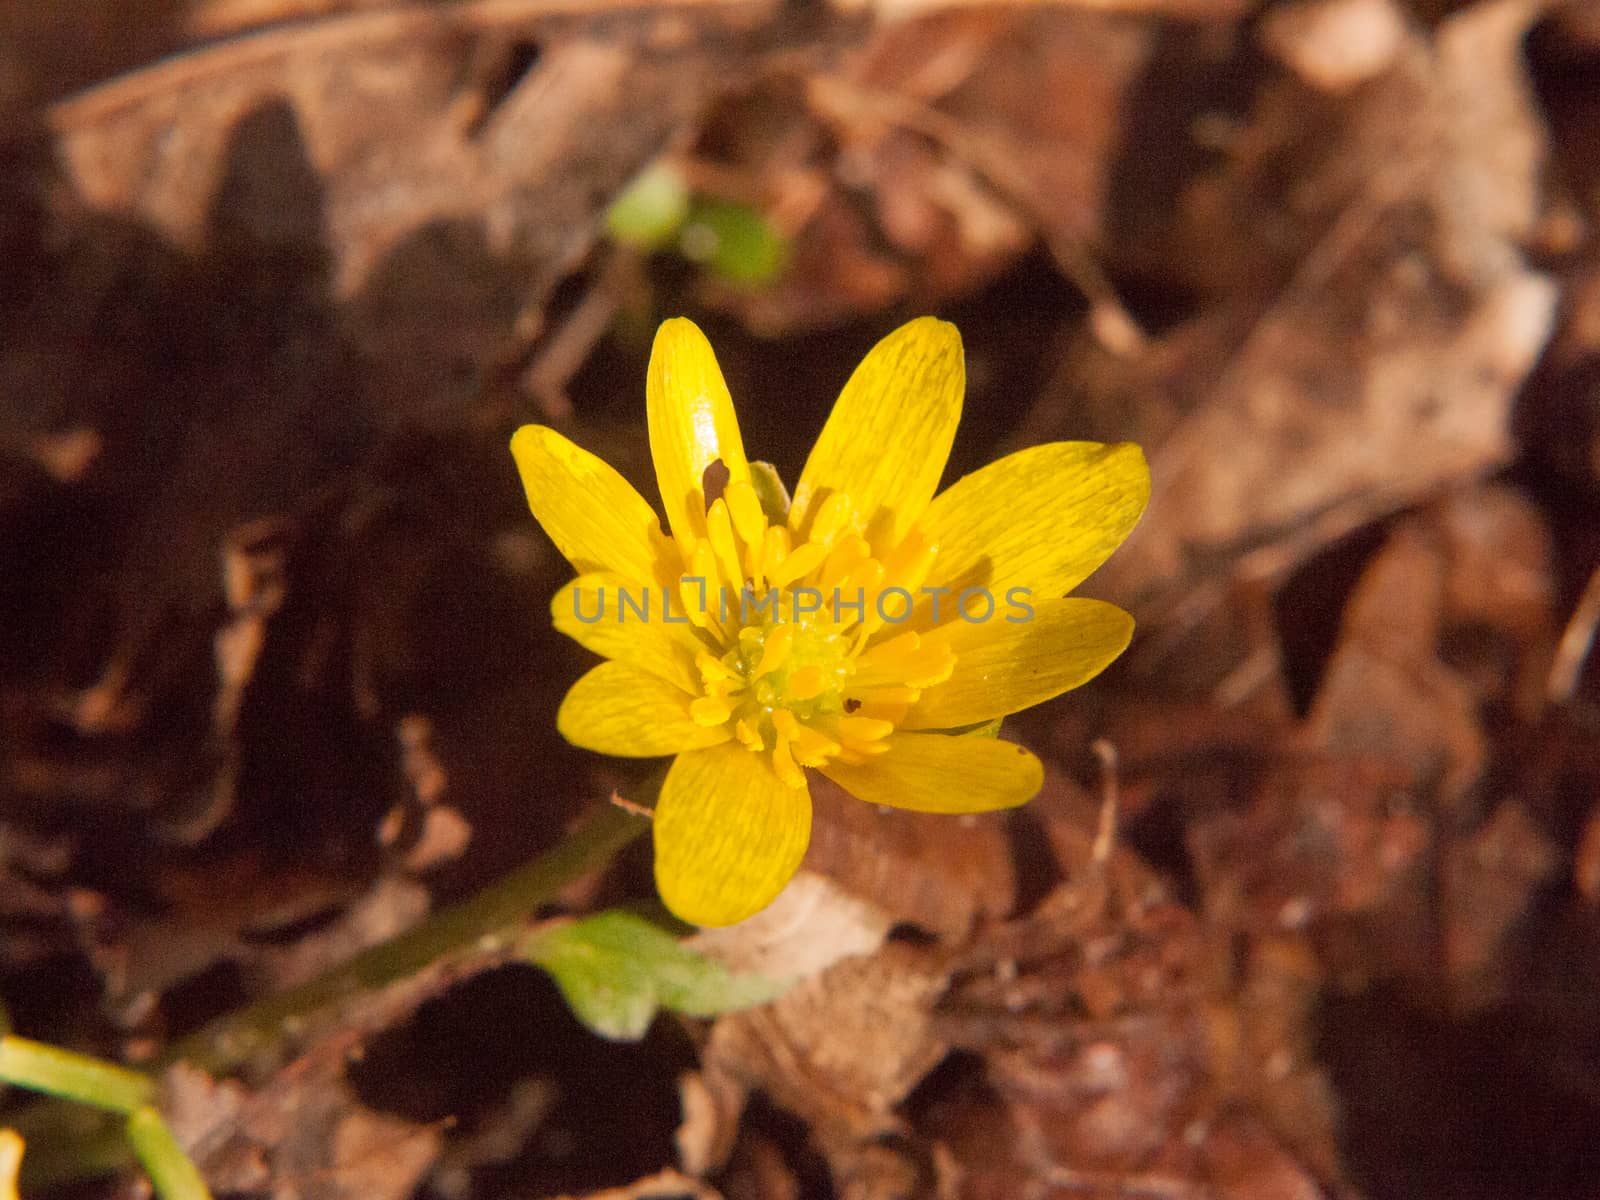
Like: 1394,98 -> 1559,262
512,317 -> 1149,927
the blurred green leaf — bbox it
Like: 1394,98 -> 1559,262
678,199 -> 787,285
126,1108 -> 212,1200
522,910 -> 790,1040
605,162 -> 690,249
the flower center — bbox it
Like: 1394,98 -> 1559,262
675,476 -> 956,788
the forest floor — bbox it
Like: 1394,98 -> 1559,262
3,1 -> 1600,1198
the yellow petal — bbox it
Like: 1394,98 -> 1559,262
551,573 -> 704,694
914,441 -> 1149,618
647,318 -> 751,544
789,317 -> 963,553
0,1129 -> 21,1200
821,731 -> 1042,813
653,743 -> 812,926
510,425 -> 664,583
903,598 -> 1133,730
557,662 -> 729,757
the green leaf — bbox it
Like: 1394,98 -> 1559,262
522,910 -> 790,1040
605,163 -> 690,249
678,199 -> 788,285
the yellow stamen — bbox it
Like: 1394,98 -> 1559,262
768,540 -> 828,589
673,504 -> 956,783
770,737 -> 805,788
838,714 -> 895,743
789,722 -> 841,766
786,665 -> 826,701
754,623 -> 795,677
706,499 -> 745,591
725,479 -> 767,549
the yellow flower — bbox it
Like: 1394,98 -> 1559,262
511,317 -> 1149,927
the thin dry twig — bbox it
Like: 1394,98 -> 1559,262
518,252 -> 636,423
608,790 -> 656,820
1090,737 -> 1120,869
1547,564 -> 1600,705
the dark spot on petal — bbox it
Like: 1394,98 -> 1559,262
843,697 -> 862,713
702,459 -> 730,509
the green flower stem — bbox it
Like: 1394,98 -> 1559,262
0,1036 -> 154,1115
126,1108 -> 212,1200
11,802 -> 648,1193
169,802 -> 649,1075
8,1094 -> 131,1191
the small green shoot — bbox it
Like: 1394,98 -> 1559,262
522,909 -> 791,1040
605,164 -> 789,286
605,162 -> 691,250
678,198 -> 788,285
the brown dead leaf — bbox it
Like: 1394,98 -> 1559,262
1518,261 -> 1600,488
804,773 -> 1016,939
1091,3 -> 1557,675
843,0 -> 1251,16
1207,935 -> 1342,1182
722,6 -> 1157,333
924,836 -> 1335,1195
49,3 -> 771,297
1306,485 -> 1557,806
552,1168 -> 725,1200
1577,804 -> 1600,905
1441,799 -> 1560,1013
163,1057 -> 442,1200
1195,1116 -> 1327,1200
1307,517 -> 1487,812
693,940 -> 951,1179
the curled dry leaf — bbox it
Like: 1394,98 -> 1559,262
49,3 -> 765,296
689,941 -> 951,1179
1090,2 -> 1557,679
